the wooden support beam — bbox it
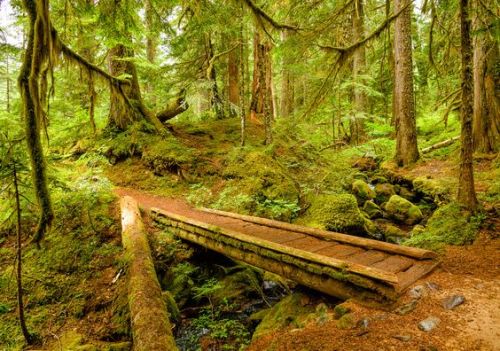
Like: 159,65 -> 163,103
200,208 -> 437,259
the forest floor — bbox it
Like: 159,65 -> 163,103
116,187 -> 499,351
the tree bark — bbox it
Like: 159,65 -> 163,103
250,30 -> 274,144
457,0 -> 478,212
351,0 -> 367,144
472,0 -> 500,153
280,30 -> 294,118
18,0 -> 54,245
394,0 -> 419,166
204,34 -> 225,119
227,39 -> 240,116
13,164 -> 32,344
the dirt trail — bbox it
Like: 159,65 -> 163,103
116,187 -> 500,351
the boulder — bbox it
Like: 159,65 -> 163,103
374,183 -> 396,203
363,200 -> 383,219
301,194 -> 368,235
376,222 -> 409,243
352,156 -> 378,172
385,195 -> 423,225
352,180 -> 376,204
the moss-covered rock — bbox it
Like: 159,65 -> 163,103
371,175 -> 388,184
352,180 -> 376,204
385,195 -> 423,225
333,304 -> 351,319
376,222 -> 409,243
252,293 -> 314,340
405,202 -> 481,250
363,200 -> 383,219
412,177 -> 448,203
300,194 -> 367,235
374,183 -> 396,204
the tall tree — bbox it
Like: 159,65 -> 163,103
351,0 -> 367,144
280,30 -> 294,118
457,0 -> 478,211
393,0 -> 419,166
250,30 -> 274,144
472,0 -> 500,153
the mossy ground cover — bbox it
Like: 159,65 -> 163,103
0,164 -> 129,350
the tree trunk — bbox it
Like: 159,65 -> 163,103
240,12 -> 246,146
351,0 -> 367,144
394,0 -> 419,166
205,34 -> 225,119
18,0 -> 53,245
457,0 -> 478,212
145,0 -> 156,99
227,40 -> 240,116
6,55 -> 10,113
472,0 -> 500,153
280,31 -> 294,118
250,30 -> 273,144
108,44 -> 145,130
13,164 -> 32,344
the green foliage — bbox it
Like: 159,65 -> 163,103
184,306 -> 251,351
405,202 -> 483,250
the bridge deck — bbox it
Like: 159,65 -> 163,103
143,195 -> 439,305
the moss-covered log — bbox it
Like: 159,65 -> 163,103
120,197 -> 178,351
156,93 -> 189,122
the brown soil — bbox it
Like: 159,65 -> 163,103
117,187 -> 500,351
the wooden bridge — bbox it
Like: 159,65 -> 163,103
149,202 -> 439,305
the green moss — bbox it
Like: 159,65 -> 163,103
385,195 -> 423,225
336,313 -> 356,329
162,291 -> 180,322
362,200 -> 382,219
405,202 -> 482,250
142,135 -> 194,176
412,177 -> 449,203
299,194 -> 366,235
374,183 -> 396,203
252,293 -> 314,340
351,180 -> 376,204
213,150 -> 301,221
333,304 -> 351,319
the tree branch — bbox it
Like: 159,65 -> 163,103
241,0 -> 298,31
318,1 -> 411,56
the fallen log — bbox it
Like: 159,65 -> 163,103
157,93 -> 189,122
120,196 -> 178,351
421,136 -> 460,154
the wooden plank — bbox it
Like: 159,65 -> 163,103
283,236 -> 332,252
315,244 -> 365,259
152,207 -> 399,284
396,260 -> 441,291
249,229 -> 305,244
200,208 -> 437,259
372,255 -> 414,274
346,250 -> 388,266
